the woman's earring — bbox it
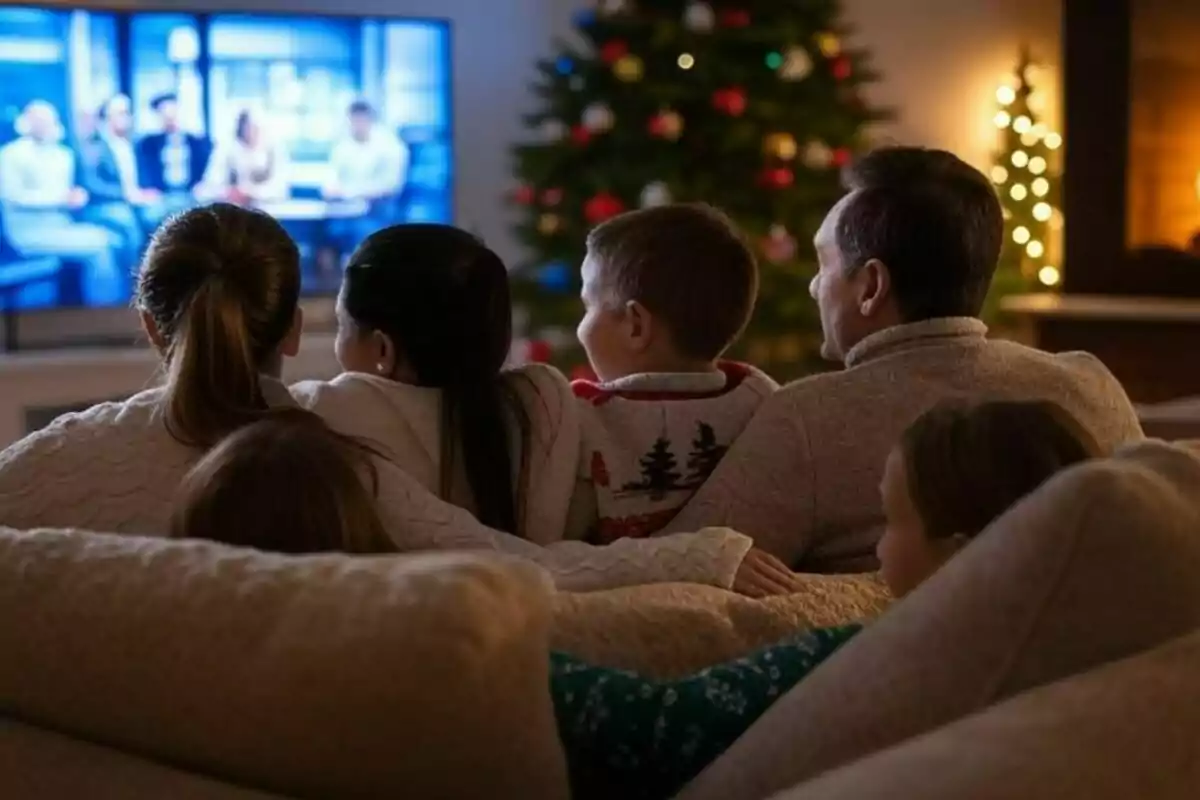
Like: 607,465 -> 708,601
376,363 -> 388,375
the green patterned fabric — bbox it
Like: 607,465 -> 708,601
551,624 -> 862,799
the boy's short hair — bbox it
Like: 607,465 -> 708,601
585,203 -> 758,361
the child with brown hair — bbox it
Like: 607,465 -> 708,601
570,203 -> 779,549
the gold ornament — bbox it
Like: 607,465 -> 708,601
653,110 -> 684,140
779,47 -> 813,81
764,132 -> 798,161
614,54 -> 644,82
538,213 -> 562,235
816,31 -> 841,57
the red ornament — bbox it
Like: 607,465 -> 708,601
832,55 -> 852,80
512,184 -> 536,205
570,125 -> 592,145
600,40 -> 628,64
719,9 -> 751,27
647,110 -> 684,140
584,192 -> 625,224
526,339 -> 553,363
831,147 -> 852,168
571,364 -> 599,382
712,87 -> 747,116
759,167 -> 795,189
541,187 -> 564,206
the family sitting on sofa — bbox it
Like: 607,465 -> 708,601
0,146 -> 1148,797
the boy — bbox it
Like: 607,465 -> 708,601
569,203 -> 778,542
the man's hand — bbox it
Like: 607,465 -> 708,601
733,547 -> 804,598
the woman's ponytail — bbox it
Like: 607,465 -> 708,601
138,203 -> 301,449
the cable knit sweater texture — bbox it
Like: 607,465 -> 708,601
664,318 -> 1146,572
0,368 -> 752,591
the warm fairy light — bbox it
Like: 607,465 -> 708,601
1010,183 -> 1028,201
1038,265 -> 1061,286
1020,130 -> 1039,147
1012,115 -> 1033,134
996,85 -> 1016,105
678,53 -> 695,69
994,111 -> 1012,128
1031,177 -> 1050,197
1028,156 -> 1047,175
1044,132 -> 1063,149
1026,240 -> 1045,258
1011,150 -> 1029,168
1033,202 -> 1053,221
1013,226 -> 1031,244
991,165 -> 1009,184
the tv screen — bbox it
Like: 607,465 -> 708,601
0,5 -> 452,312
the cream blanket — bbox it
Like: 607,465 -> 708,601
552,574 -> 891,678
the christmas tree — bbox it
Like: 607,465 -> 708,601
623,436 -> 682,501
510,0 -> 887,379
985,47 -> 1063,319
686,421 -> 726,484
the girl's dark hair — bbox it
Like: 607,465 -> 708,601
138,203 -> 300,448
341,224 -> 530,534
899,399 -> 1102,541
170,408 -> 393,555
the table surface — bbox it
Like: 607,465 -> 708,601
1002,293 -> 1200,322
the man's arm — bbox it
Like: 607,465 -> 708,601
0,145 -> 67,209
77,139 -> 125,202
369,135 -> 408,199
661,396 -> 818,568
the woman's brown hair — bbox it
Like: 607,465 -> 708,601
170,409 -> 393,555
899,399 -> 1103,541
137,203 -> 300,448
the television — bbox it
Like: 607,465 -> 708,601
0,5 -> 453,314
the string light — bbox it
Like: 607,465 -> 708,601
1012,115 -> 1033,134
1031,177 -> 1050,197
996,85 -> 1016,105
1026,240 -> 1045,258
677,53 -> 695,69
993,111 -> 1011,128
1033,202 -> 1052,221
1011,150 -> 1029,168
1020,130 -> 1039,147
1028,156 -> 1047,175
990,165 -> 1008,184
1013,226 -> 1031,244
1044,132 -> 1063,149
1010,184 -> 1028,201
1038,265 -> 1060,286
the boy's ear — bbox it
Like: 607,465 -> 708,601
624,300 -> 654,353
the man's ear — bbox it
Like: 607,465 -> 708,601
856,258 -> 892,318
625,300 -> 654,353
140,309 -> 166,352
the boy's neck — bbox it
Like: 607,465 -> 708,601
605,357 -> 721,383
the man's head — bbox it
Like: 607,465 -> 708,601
18,100 -> 60,142
577,203 -> 758,382
151,92 -> 180,133
808,146 -> 1003,362
99,94 -> 133,137
348,100 -> 375,142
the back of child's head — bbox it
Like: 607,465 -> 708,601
170,408 -> 393,555
338,224 -> 529,535
899,398 -> 1102,541
585,203 -> 758,361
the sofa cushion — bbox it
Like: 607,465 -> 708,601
772,629 -> 1200,800
0,530 -> 568,799
678,439 -> 1200,800
552,574 -> 889,678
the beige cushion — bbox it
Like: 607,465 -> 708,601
0,719 -> 288,800
773,629 -> 1200,800
552,574 -> 890,678
679,439 -> 1200,800
0,530 -> 568,799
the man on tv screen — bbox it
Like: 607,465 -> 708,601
137,91 -> 211,225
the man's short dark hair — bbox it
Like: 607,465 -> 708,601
586,203 -> 758,361
348,100 -> 375,117
836,146 -> 1003,321
150,92 -> 178,111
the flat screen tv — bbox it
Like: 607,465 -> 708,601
0,5 -> 452,313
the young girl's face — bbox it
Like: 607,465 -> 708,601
877,447 -> 957,598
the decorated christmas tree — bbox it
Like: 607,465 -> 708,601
985,47 -> 1064,318
509,0 -> 887,379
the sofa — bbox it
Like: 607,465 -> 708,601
2,438 -> 1199,798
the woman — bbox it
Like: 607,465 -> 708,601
196,109 -> 288,205
0,205 -> 788,594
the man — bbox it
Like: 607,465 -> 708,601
136,92 -> 210,224
663,146 -> 1143,572
0,100 -> 121,305
78,94 -> 153,268
322,100 -> 408,257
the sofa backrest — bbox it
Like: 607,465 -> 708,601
678,439 -> 1200,800
0,530 -> 568,799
